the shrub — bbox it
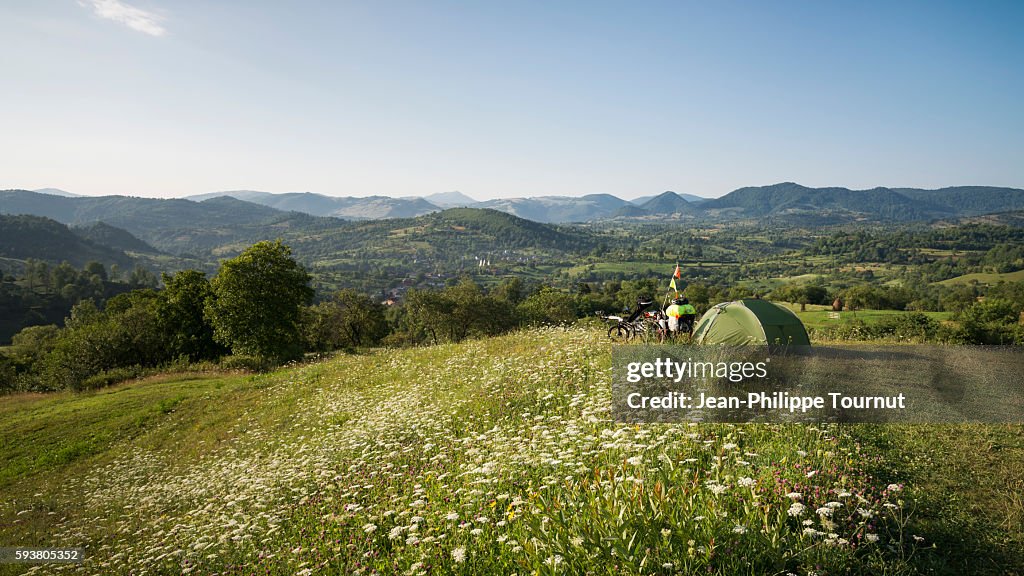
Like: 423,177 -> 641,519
219,355 -> 272,373
78,366 -> 144,391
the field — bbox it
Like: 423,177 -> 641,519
783,306 -> 953,330
937,269 -> 1024,286
2,328 -> 1022,575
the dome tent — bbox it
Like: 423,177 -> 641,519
692,299 -> 811,346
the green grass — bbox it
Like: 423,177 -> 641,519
1,329 -> 1020,575
936,269 -> 1024,286
774,304 -> 953,330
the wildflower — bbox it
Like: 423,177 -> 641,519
887,484 -> 902,492
732,525 -> 748,534
451,547 -> 466,563
626,455 -> 643,466
705,482 -> 727,495
865,533 -> 879,543
737,477 -> 755,487
788,503 -> 806,517
470,528 -> 483,536
446,512 -> 459,521
786,492 -> 802,500
660,528 -> 671,537
362,523 -> 377,534
815,507 -> 833,517
570,536 -> 583,547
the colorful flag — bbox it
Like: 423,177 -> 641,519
673,264 -> 682,279
669,278 -> 677,290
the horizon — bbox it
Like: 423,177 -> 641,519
2,2 -> 1023,200
18,181 -> 1024,203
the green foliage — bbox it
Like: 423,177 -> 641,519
954,299 -> 1024,344
206,240 -> 314,362
218,355 -> 273,372
844,284 -> 914,311
158,270 -> 222,361
404,279 -> 516,344
79,366 -> 145,391
302,289 -> 389,352
41,296 -> 168,391
0,214 -> 133,268
0,354 -> 15,393
516,286 -> 578,325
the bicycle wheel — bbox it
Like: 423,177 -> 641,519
607,323 -> 631,342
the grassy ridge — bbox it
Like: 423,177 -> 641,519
1,329 -> 1021,575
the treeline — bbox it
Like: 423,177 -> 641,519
0,238 -> 757,393
0,241 -> 312,392
0,259 -> 159,343
807,225 -> 1024,281
771,280 -> 1024,344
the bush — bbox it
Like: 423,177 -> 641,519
0,354 -> 17,393
219,355 -> 273,373
872,312 -> 940,342
78,366 -> 145,391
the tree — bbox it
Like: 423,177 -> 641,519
302,289 -> 389,351
206,241 -> 314,362
159,270 -> 223,361
517,286 -> 577,325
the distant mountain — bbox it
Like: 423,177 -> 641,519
0,190 -> 291,253
186,191 -> 441,219
637,191 -> 700,216
631,191 -> 707,205
892,187 -> 1024,217
187,190 -> 276,203
0,214 -> 134,268
475,194 -> 630,223
424,191 -> 478,208
700,183 -> 946,221
73,222 -> 160,254
34,188 -> 81,197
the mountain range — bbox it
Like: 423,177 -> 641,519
3,183 -> 1024,236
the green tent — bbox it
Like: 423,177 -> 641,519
692,299 -> 811,346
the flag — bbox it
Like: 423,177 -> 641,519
669,278 -> 677,291
673,264 -> 681,279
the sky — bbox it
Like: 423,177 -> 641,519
1,1 -> 1022,201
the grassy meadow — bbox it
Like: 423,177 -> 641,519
1,328 -> 1022,575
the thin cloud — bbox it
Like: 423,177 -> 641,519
80,0 -> 166,37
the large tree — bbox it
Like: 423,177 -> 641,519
206,241 -> 314,362
159,270 -> 223,361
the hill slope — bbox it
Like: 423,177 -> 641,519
2,328 -> 1019,574
0,214 -> 134,268
186,190 -> 442,219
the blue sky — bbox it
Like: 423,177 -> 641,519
1,1 -> 1022,200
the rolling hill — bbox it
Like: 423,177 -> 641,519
0,214 -> 134,269
186,190 -> 442,219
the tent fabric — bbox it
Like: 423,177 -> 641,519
692,299 -> 811,346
